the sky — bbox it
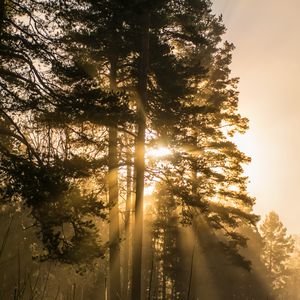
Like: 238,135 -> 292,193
212,0 -> 300,233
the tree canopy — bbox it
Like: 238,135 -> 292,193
0,1 -> 275,299
260,211 -> 294,296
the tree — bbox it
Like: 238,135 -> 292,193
285,235 -> 300,299
260,211 -> 294,295
148,181 -> 182,299
0,0 -> 113,266
1,1 -> 261,298
41,2 -> 137,298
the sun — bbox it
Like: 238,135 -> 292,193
146,146 -> 172,158
144,146 -> 172,197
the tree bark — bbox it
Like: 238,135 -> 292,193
108,56 -> 121,300
0,0 -> 5,36
123,134 -> 132,299
162,231 -> 167,300
187,243 -> 196,300
131,10 -> 150,300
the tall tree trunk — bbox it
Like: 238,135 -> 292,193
0,0 -> 5,36
123,135 -> 132,299
162,231 -> 167,300
108,56 -> 121,300
162,265 -> 167,300
131,11 -> 150,300
187,244 -> 196,300
148,253 -> 154,300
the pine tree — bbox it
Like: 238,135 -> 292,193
149,181 -> 181,299
0,1 -> 262,298
0,0 -> 5,34
285,235 -> 300,299
0,0 -> 112,265
260,211 -> 294,295
146,0 -> 259,267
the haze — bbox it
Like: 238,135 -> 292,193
212,0 -> 300,233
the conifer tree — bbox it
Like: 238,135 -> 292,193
149,182 -> 181,299
0,0 -> 112,266
0,1 -> 262,298
260,211 -> 294,295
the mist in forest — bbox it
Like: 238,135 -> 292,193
0,1 -> 299,299
212,0 -> 300,233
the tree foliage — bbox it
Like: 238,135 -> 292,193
260,211 -> 294,294
0,0 -> 265,298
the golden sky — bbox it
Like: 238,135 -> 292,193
212,0 -> 300,233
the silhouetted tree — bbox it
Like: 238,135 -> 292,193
0,0 -> 112,266
260,211 -> 294,296
148,182 -> 181,299
0,1 -> 263,299
43,0 -> 259,297
285,235 -> 300,299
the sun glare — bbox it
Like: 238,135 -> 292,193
144,185 -> 155,196
147,146 -> 172,158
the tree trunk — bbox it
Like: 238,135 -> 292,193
162,231 -> 167,300
0,0 -> 5,36
187,244 -> 196,300
123,135 -> 132,299
131,11 -> 150,300
162,267 -> 167,300
108,57 -> 121,300
148,253 -> 154,300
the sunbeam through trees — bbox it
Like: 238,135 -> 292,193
0,1 -> 299,300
